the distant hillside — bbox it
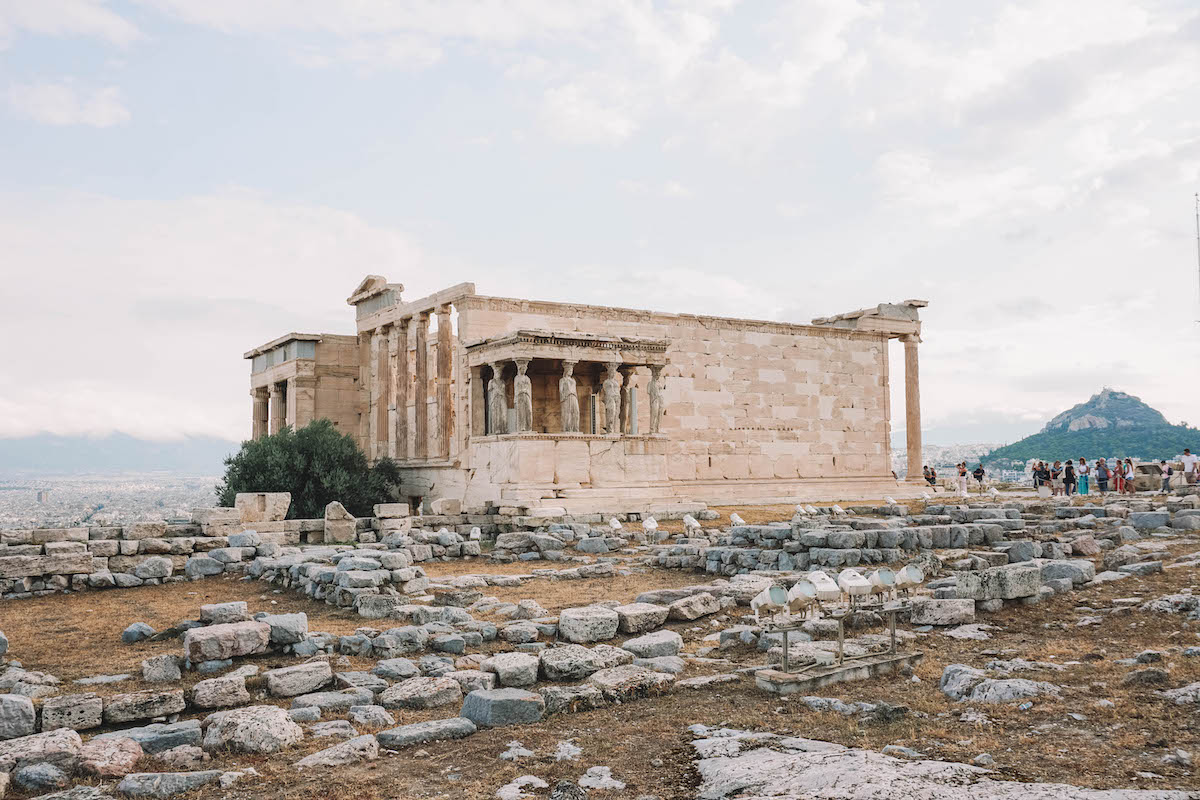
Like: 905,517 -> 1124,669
983,389 -> 1197,467
0,433 -> 240,475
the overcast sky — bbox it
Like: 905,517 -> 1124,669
2,0 -> 1199,447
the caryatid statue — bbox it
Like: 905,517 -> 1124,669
559,360 -> 580,432
648,364 -> 664,434
602,362 -> 621,435
488,362 -> 508,435
514,358 -> 533,432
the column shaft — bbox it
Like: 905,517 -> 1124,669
251,389 -> 269,440
436,304 -> 453,459
414,312 -> 430,458
396,318 -> 410,460
268,383 -> 284,435
368,330 -> 381,460
387,325 -> 398,460
904,336 -> 922,482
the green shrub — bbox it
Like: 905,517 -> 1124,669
215,419 -> 399,519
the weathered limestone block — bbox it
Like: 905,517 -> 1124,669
78,736 -> 143,777
374,503 -> 410,518
199,602 -> 249,624
92,720 -> 202,754
184,556 -> 225,578
294,733 -> 378,768
324,502 -> 357,544
0,553 -> 93,579
235,492 -> 291,523
1128,511 -> 1170,529
191,507 -> 240,526
911,598 -> 975,626
587,665 -> 674,701
183,621 -> 271,663
381,677 -> 462,710
668,592 -> 720,620
124,522 -> 167,540
621,630 -> 683,658
459,688 -> 545,728
1039,559 -> 1096,586
290,688 -> 375,713
258,612 -> 308,645
118,770 -> 223,796
264,661 -> 333,698
142,655 -> 181,683
103,690 -> 186,724
538,645 -> 603,682
189,676 -> 250,709
41,693 -> 104,731
376,717 -> 476,749
202,705 -> 303,753
0,694 -> 36,739
539,684 -> 606,716
0,728 -> 83,772
955,564 -> 1040,602
482,653 -> 539,687
544,603 -> 615,644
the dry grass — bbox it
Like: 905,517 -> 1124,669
2,517 -> 1200,798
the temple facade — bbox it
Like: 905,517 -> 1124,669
245,276 -> 927,511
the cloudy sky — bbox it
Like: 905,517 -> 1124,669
2,0 -> 1199,447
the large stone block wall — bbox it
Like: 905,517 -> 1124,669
458,297 -> 891,484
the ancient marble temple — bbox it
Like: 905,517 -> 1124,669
245,276 -> 927,511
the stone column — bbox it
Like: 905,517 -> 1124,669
436,304 -> 452,459
618,367 -> 633,434
414,311 -> 430,459
387,324 -> 399,460
252,388 -> 269,440
903,335 -> 923,482
488,361 -> 508,435
368,328 -> 382,460
514,358 -> 533,432
268,383 -> 283,435
648,365 -> 664,434
395,317 -> 410,461
559,360 -> 580,433
602,362 -> 621,435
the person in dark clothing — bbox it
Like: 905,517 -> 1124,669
972,464 -> 985,492
1096,458 -> 1109,493
1034,462 -> 1051,489
1063,460 -> 1076,495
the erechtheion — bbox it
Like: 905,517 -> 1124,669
246,277 -> 927,511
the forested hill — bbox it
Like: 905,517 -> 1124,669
982,389 -> 1196,468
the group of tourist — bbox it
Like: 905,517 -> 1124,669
919,448 -> 1198,497
1030,448 -> 1198,496
922,463 -> 988,494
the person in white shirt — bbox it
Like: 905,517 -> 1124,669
1123,459 -> 1136,494
1182,448 -> 1198,485
1077,458 -> 1090,495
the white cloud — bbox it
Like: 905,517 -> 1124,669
0,189 -> 442,440
0,0 -> 141,48
7,82 -> 130,127
541,79 -> 637,145
292,36 -> 444,71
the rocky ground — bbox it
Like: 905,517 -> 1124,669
0,496 -> 1198,799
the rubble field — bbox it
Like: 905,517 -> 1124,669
0,494 -> 1198,800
